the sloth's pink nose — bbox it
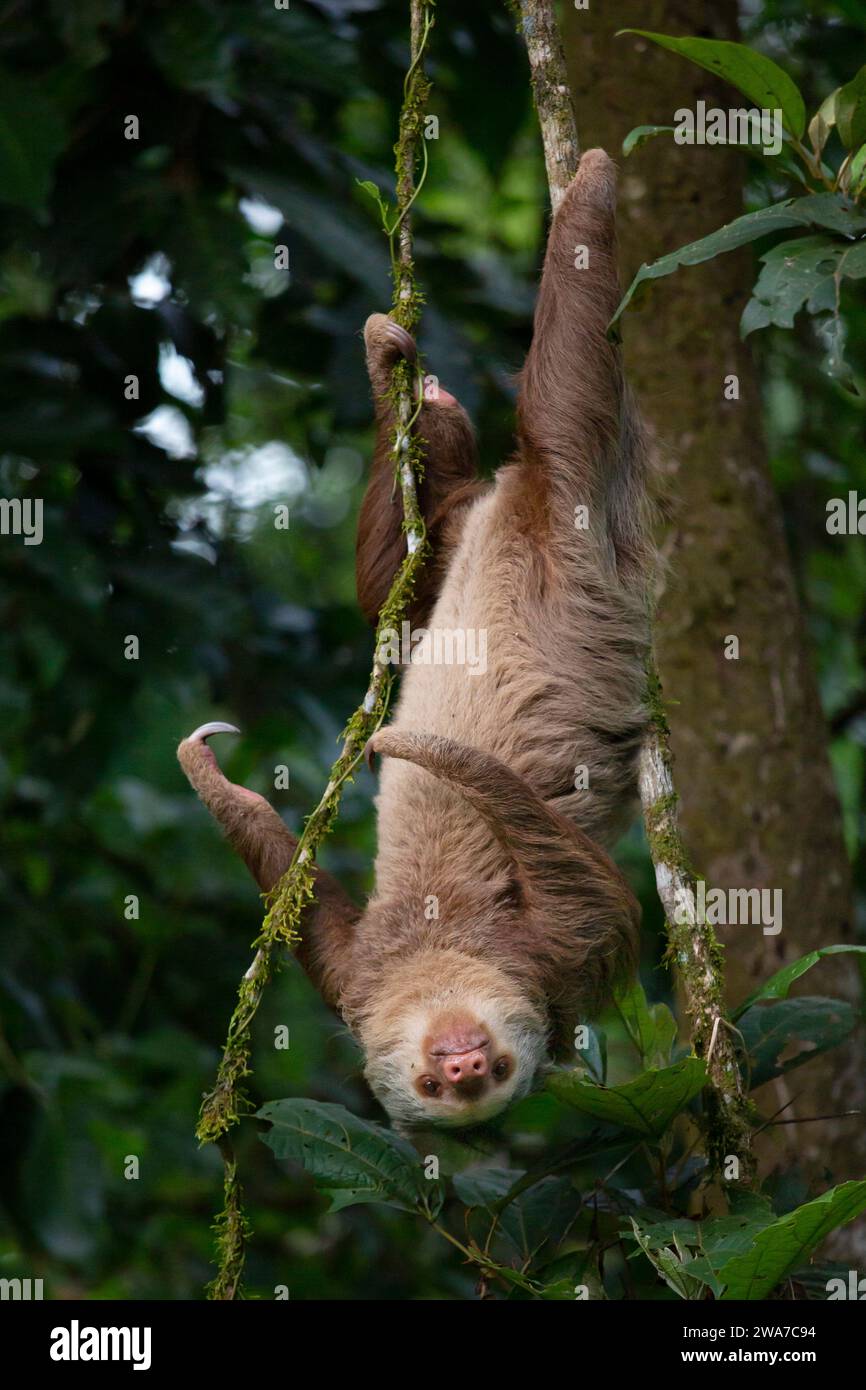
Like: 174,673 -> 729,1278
444,1049 -> 488,1083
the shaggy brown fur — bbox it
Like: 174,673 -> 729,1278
178,150 -> 652,1129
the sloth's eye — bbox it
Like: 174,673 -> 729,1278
421,1077 -> 442,1097
492,1058 -> 511,1081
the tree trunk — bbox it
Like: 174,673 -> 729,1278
563,0 -> 863,1248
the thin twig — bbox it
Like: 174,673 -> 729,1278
765,1111 -> 862,1128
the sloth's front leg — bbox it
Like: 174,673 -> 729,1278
178,722 -> 298,891
177,723 -> 358,1005
356,313 -> 484,628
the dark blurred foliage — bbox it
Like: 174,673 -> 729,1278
0,0 -> 863,1299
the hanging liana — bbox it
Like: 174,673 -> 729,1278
198,0 -> 437,1299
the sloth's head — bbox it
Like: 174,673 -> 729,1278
357,952 -> 549,1130
353,730 -> 641,1131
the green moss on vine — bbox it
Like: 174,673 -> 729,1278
205,1152 -> 251,1300
199,0 -> 438,1298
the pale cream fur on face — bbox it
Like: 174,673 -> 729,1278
358,950 -> 548,1129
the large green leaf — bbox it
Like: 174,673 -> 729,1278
679,1207 -> 779,1296
486,1129 -> 633,1211
546,1057 -> 706,1137
718,1183 -> 866,1300
618,32 -> 806,138
734,944 -> 866,1018
453,1166 -> 519,1209
737,996 -> 857,1089
626,1194 -> 843,1300
258,1099 -> 444,1218
787,194 -> 866,235
0,68 -> 68,212
454,1169 -> 581,1261
836,65 -> 866,150
611,195 -> 866,328
741,234 -> 866,338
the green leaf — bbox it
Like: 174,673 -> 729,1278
613,978 -> 655,1058
788,1261 -> 854,1300
489,1129 -> 634,1212
574,1022 -> 607,1082
684,1207 -> 778,1295
355,177 -> 391,228
625,1198 -> 781,1298
453,1166 -> 520,1209
610,195 -> 866,329
624,1217 -> 701,1251
717,1182 -> 866,1300
740,234 -> 866,339
621,124 -> 675,157
737,996 -> 857,1089
849,143 -> 866,197
501,1178 -> 582,1259
733,944 -> 866,1019
546,1056 -> 706,1137
809,90 -> 839,158
258,1098 -> 444,1218
628,1218 -> 706,1299
487,1264 -> 545,1297
836,65 -> 866,150
784,193 -> 866,236
618,32 -> 806,138
614,979 -> 678,1066
0,68 -> 68,212
764,147 -> 813,190
454,1165 -> 582,1259
536,1250 -> 600,1301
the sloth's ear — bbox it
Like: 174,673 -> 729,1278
367,728 -> 639,1011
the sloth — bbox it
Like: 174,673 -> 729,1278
178,149 -> 653,1132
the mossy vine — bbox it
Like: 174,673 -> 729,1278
197,0 -> 437,1297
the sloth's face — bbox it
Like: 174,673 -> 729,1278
364,1000 -> 548,1130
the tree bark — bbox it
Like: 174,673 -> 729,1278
563,0 -> 863,1248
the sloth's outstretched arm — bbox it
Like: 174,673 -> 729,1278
177,723 -> 358,1005
356,313 -> 486,627
515,149 -> 649,578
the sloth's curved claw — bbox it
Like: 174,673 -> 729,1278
178,721 -> 242,779
186,720 -> 241,743
364,312 -> 417,365
384,320 -> 417,362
